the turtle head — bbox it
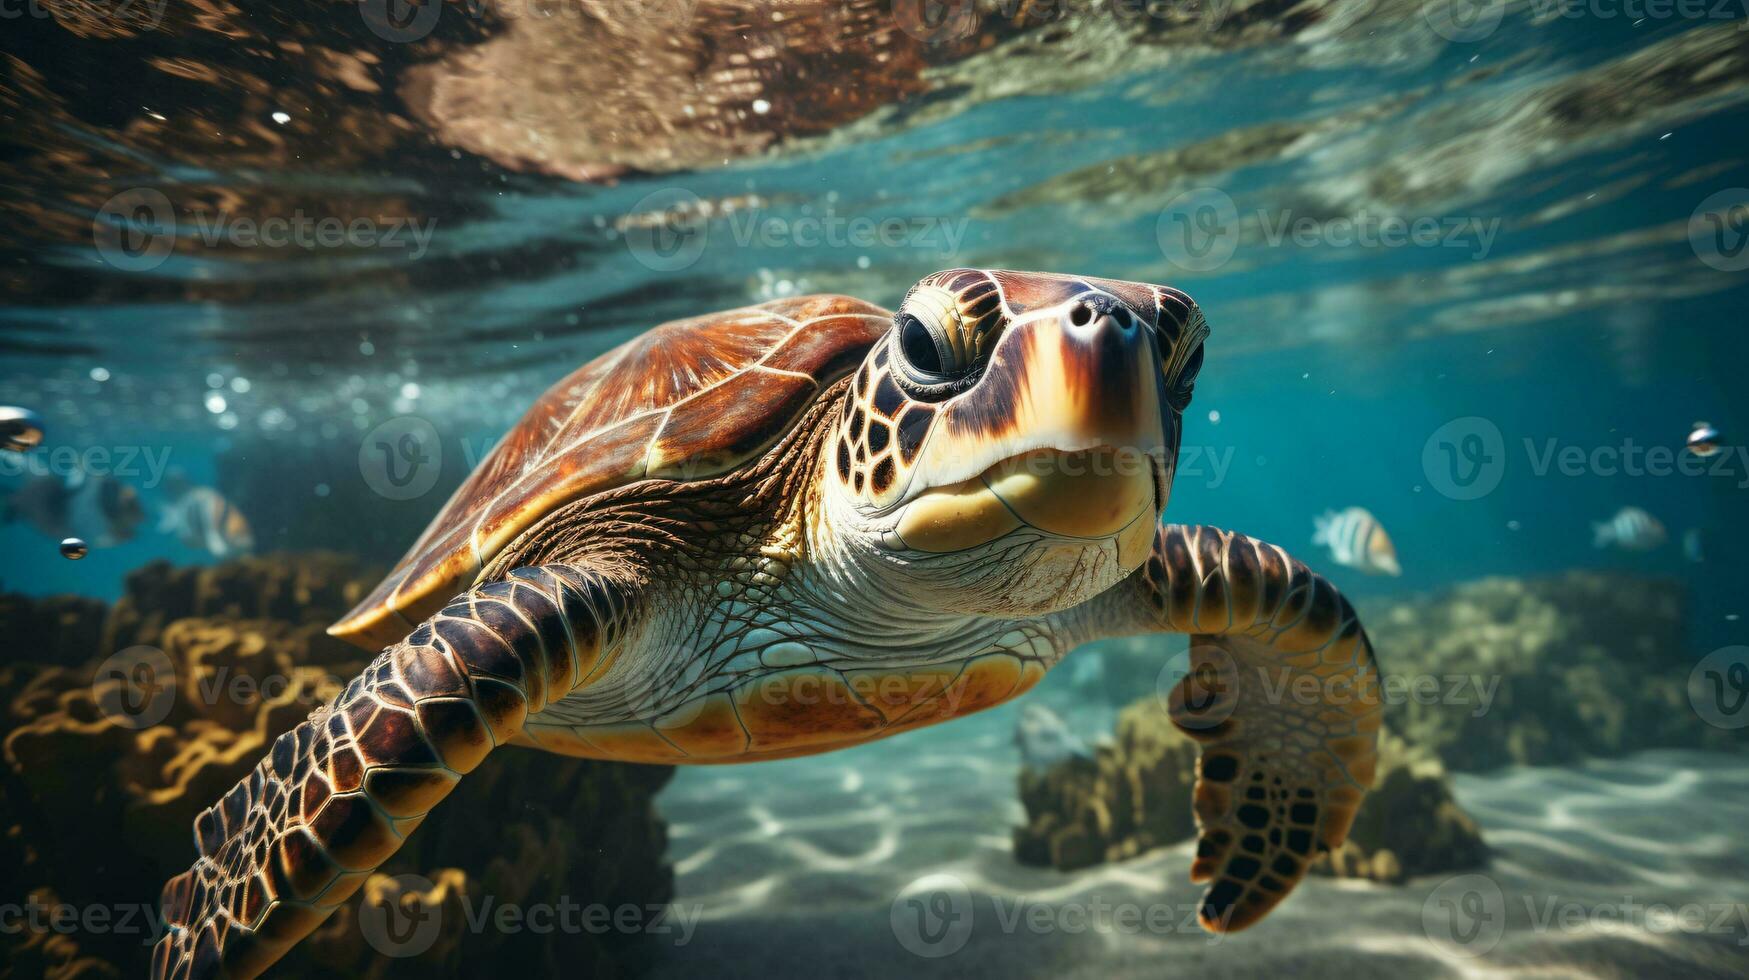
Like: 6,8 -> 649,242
821,269 -> 1208,617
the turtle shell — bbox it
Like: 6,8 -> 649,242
331,294 -> 890,649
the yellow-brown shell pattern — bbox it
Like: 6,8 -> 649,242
332,294 -> 890,649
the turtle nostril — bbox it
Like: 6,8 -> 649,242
1067,295 -> 1135,332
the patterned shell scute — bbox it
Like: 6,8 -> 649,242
332,294 -> 891,649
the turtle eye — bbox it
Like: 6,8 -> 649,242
895,312 -> 958,379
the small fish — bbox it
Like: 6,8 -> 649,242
1014,704 -> 1091,772
159,485 -> 255,558
1686,421 -> 1722,458
1592,506 -> 1666,551
2,471 -> 144,546
0,406 -> 44,452
1312,506 -> 1401,576
1683,527 -> 1705,563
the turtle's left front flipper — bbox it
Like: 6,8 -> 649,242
1067,524 -> 1383,933
151,565 -> 638,980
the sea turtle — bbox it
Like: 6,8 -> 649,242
154,269 -> 1383,978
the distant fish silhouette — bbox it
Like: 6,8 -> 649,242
1592,506 -> 1666,551
1313,506 -> 1401,576
159,484 -> 255,558
1013,704 -> 1091,772
1683,527 -> 1705,564
2,471 -> 143,546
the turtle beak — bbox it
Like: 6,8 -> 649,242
921,293 -> 1169,485
891,295 -> 1169,562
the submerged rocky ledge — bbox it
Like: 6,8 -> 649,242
1016,571 -> 1736,879
1,554 -> 673,979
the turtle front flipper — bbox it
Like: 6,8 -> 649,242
151,564 -> 640,980
1070,524 -> 1384,933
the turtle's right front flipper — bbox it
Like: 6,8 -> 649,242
151,564 -> 638,980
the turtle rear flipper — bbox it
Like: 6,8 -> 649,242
152,565 -> 640,980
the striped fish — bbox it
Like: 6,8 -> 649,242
1312,506 -> 1401,576
159,485 -> 255,558
1592,506 -> 1666,551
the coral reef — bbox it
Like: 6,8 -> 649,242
1308,732 -> 1487,884
1362,571 -> 1737,771
0,591 -> 107,668
1013,699 -> 1197,871
1,554 -> 674,979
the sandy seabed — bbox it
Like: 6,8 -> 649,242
643,700 -> 1749,980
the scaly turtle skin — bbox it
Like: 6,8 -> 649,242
154,270 -> 1383,979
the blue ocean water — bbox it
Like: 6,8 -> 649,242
7,9 -> 1746,639
3,6 -> 1749,976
